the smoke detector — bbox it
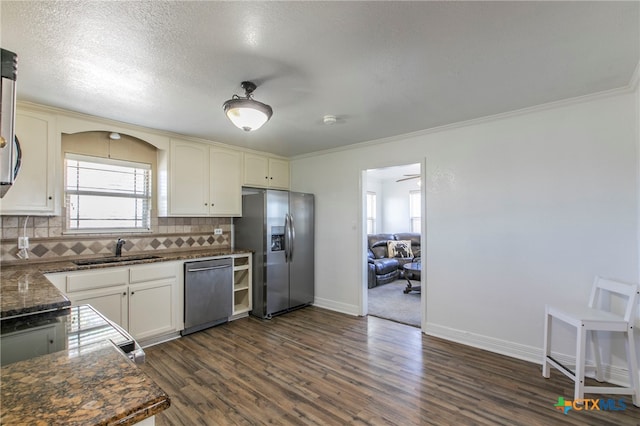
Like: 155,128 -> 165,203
323,115 -> 337,125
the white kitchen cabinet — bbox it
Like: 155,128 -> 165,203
169,139 -> 209,215
210,146 -> 242,215
0,109 -> 58,215
169,139 -> 242,216
232,254 -> 252,318
50,262 -> 181,342
129,262 -> 179,340
243,153 -> 289,189
68,285 -> 129,329
128,279 -> 175,340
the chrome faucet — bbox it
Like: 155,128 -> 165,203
115,238 -> 125,257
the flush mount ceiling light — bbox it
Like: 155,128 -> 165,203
109,132 -> 121,140
222,81 -> 273,132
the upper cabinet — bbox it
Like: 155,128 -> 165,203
168,139 -> 242,217
243,153 -> 289,189
209,146 -> 243,215
0,109 -> 58,215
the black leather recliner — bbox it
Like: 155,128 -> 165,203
367,234 -> 400,288
367,232 -> 421,288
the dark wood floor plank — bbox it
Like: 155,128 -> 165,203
140,307 -> 640,425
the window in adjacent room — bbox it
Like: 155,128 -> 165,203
409,190 -> 421,233
366,191 -> 377,234
65,153 -> 152,232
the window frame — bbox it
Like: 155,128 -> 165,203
64,153 -> 153,234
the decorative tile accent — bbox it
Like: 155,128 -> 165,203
70,242 -> 86,255
31,244 -> 49,258
52,243 -> 68,256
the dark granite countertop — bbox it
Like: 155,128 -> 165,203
1,343 -> 170,425
1,247 -> 252,319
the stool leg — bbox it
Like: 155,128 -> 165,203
625,326 -> 640,407
542,311 -> 551,378
590,330 -> 604,382
575,324 -> 587,402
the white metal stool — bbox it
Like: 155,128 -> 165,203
542,276 -> 640,407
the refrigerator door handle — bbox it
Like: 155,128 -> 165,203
284,214 -> 290,262
289,214 -> 295,262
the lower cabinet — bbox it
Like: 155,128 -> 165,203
1,320 -> 66,365
46,261 -> 182,343
45,255 -> 252,341
70,285 -> 129,329
128,279 -> 175,340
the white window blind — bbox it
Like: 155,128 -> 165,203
409,190 -> 421,233
65,154 -> 151,231
366,191 -> 377,234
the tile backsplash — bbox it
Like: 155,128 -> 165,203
0,216 -> 232,263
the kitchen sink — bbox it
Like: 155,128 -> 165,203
73,254 -> 162,266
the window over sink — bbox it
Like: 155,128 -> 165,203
65,153 -> 152,232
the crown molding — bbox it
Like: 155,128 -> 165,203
291,84 -> 637,161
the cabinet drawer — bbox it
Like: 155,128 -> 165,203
66,269 -> 129,293
130,262 -> 177,283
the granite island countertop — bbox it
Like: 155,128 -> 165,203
1,342 -> 170,425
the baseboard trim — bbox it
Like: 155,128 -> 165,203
425,323 -> 633,387
138,331 -> 181,349
313,297 -> 360,316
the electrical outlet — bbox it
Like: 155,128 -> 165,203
18,236 -> 29,249
214,228 -> 223,235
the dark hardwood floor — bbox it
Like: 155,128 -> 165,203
140,307 -> 640,425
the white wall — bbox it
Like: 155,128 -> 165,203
290,88 -> 639,376
381,178 -> 418,233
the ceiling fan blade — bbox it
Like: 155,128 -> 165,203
396,175 -> 420,182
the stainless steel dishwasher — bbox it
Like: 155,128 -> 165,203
182,258 -> 232,336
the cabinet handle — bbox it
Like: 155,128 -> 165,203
204,203 -> 208,206
131,291 -> 135,296
49,339 -> 54,344
48,196 -> 52,200
122,292 -> 126,296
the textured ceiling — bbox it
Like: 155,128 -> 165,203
1,1 -> 638,157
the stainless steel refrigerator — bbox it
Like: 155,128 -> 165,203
234,189 -> 314,319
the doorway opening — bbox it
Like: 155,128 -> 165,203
362,162 -> 424,328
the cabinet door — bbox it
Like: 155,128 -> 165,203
128,279 -> 176,340
210,147 -> 242,216
68,286 -> 128,329
169,139 -> 209,215
1,321 -> 66,365
0,110 -> 57,214
268,158 -> 290,189
243,153 -> 269,187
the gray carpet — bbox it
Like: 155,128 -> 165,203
368,280 -> 421,327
